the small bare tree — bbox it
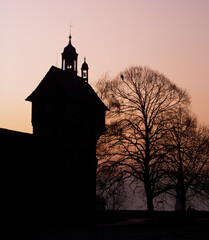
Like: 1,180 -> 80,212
96,164 -> 126,210
164,109 -> 209,211
96,66 -> 190,212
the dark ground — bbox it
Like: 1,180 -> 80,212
1,211 -> 209,240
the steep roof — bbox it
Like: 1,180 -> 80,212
26,66 -> 108,111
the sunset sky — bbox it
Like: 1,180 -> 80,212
0,0 -> 209,133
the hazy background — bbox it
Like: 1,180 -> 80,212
0,0 -> 209,133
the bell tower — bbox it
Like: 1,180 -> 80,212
81,57 -> 89,82
61,35 -> 78,74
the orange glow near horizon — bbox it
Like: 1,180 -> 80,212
0,0 -> 209,133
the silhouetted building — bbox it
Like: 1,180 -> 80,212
0,129 -> 35,220
0,34 -> 107,222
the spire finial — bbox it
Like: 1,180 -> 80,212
69,34 -> 72,44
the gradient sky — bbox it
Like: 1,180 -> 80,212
1,0 -> 209,133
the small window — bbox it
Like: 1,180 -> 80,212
63,60 -> 65,70
74,60 -> 77,71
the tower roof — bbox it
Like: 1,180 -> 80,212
81,57 -> 89,70
62,35 -> 78,58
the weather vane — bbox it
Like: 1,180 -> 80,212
69,21 -> 73,36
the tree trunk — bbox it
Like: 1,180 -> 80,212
144,162 -> 154,213
144,124 -> 154,213
175,150 -> 186,211
145,181 -> 154,213
175,173 -> 186,211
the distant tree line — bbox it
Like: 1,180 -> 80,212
96,66 -> 209,213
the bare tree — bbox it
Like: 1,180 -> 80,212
96,66 -> 190,212
96,164 -> 126,210
164,109 -> 209,211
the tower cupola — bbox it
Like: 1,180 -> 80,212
81,57 -> 89,82
62,35 -> 78,74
